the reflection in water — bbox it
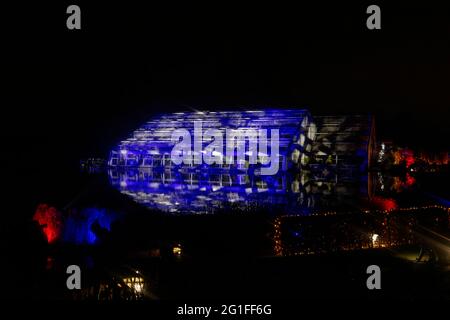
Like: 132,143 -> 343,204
108,168 -> 368,214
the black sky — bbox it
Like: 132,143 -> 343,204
3,2 -> 450,170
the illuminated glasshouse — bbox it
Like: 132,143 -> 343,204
108,109 -> 316,172
108,109 -> 376,214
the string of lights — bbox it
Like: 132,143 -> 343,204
273,205 -> 450,256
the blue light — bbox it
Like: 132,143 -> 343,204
425,193 -> 450,207
62,207 -> 120,244
108,109 -> 314,172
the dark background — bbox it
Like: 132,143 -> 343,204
2,2 -> 449,214
0,3 -> 449,306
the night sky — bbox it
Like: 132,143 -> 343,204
3,2 -> 450,171
2,4 -> 450,306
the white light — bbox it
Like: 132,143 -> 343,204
372,234 -> 379,243
120,149 -> 128,155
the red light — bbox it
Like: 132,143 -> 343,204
405,173 -> 416,187
402,149 -> 415,168
371,196 -> 398,211
33,204 -> 63,243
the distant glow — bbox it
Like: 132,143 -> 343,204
405,157 -> 414,168
108,167 -> 366,215
425,193 -> 450,207
123,276 -> 144,294
173,244 -> 182,256
372,233 -> 379,244
120,149 -> 128,155
405,173 -> 416,187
